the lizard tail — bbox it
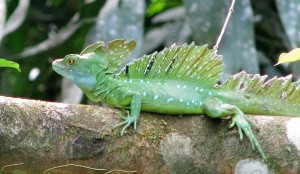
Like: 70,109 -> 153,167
217,71 -> 300,116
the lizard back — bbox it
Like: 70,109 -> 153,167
117,42 -> 223,88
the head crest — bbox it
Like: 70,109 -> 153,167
80,39 -> 136,73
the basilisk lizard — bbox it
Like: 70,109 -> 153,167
52,39 -> 300,158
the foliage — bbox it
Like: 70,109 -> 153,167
0,58 -> 20,72
0,0 -> 299,103
276,48 -> 300,65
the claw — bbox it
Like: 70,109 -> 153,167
244,115 -> 258,128
113,113 -> 138,136
231,113 -> 266,159
204,98 -> 266,159
120,121 -> 132,136
229,121 -> 235,128
237,125 -> 243,141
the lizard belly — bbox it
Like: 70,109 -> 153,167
105,79 -> 219,115
141,101 -> 203,114
135,82 -> 210,114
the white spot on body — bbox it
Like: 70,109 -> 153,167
140,79 -> 144,83
143,92 -> 147,96
195,87 -> 199,91
183,85 -> 187,88
209,91 -> 212,95
154,95 -> 159,100
180,99 -> 183,102
177,85 -> 181,88
200,88 -> 204,92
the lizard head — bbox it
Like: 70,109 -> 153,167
52,39 -> 136,93
52,53 -> 100,92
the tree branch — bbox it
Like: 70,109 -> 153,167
0,96 -> 299,173
3,0 -> 30,37
0,0 -> 6,43
17,14 -> 96,58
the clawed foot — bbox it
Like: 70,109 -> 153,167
113,111 -> 138,136
230,111 -> 266,159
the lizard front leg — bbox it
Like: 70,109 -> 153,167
203,98 -> 266,159
114,94 -> 142,136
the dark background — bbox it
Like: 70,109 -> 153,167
0,0 -> 298,103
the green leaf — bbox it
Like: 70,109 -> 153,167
0,59 -> 21,72
275,48 -> 300,65
146,0 -> 182,16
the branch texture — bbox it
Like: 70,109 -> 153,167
0,96 -> 299,174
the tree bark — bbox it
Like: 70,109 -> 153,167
0,96 -> 299,174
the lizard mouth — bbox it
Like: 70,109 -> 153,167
52,59 -> 81,78
52,59 -> 95,84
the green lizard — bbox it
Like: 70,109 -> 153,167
52,39 -> 300,159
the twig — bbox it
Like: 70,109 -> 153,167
43,164 -> 106,174
105,169 -> 137,174
1,162 -> 24,171
43,163 -> 137,174
213,0 -> 236,52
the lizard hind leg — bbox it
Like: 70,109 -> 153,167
203,98 -> 266,159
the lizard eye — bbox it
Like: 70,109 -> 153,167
67,58 -> 75,65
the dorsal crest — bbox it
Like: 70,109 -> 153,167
117,43 -> 223,87
219,71 -> 300,103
